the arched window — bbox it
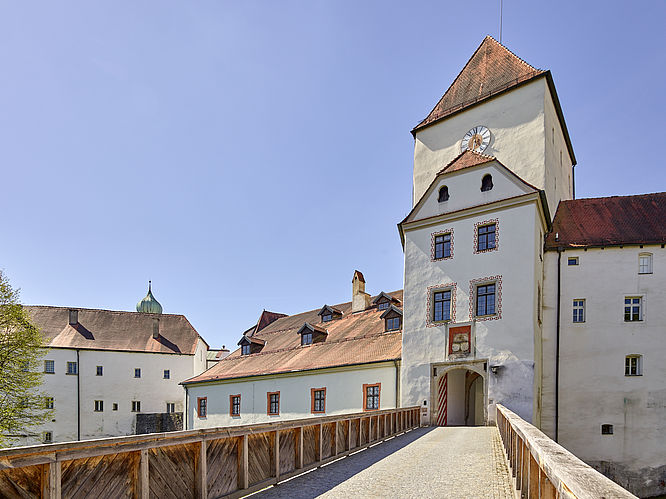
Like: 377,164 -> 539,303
438,185 -> 449,202
481,174 -> 493,192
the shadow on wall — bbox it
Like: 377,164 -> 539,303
253,427 -> 436,499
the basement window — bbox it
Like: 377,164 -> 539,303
601,424 -> 613,435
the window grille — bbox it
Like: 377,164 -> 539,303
231,395 -> 241,416
44,360 -> 55,374
365,385 -> 380,410
313,389 -> 326,413
268,393 -> 280,415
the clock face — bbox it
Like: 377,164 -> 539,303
461,126 -> 491,153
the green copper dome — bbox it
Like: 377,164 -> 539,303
136,281 -> 163,314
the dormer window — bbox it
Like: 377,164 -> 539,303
238,334 -> 266,355
318,305 -> 342,323
377,302 -> 389,311
298,322 -> 328,345
372,292 -> 401,311
481,174 -> 493,192
380,305 -> 403,332
438,186 -> 449,202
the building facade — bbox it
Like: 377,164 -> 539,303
16,286 -> 209,446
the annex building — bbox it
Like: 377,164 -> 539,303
17,283 -> 210,446
183,37 -> 665,497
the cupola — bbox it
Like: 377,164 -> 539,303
136,281 -> 163,314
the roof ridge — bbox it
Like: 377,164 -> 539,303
24,305 -> 186,318
483,35 -> 541,72
439,149 -> 496,174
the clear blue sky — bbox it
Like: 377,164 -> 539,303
1,1 -> 664,350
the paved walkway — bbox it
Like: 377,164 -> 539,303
252,426 -> 515,499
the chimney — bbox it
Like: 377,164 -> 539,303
152,318 -> 160,339
352,270 -> 371,313
68,309 -> 78,325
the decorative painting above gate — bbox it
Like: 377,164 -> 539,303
448,325 -> 471,357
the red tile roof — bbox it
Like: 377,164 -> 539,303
183,291 -> 403,384
255,310 -> 288,334
545,193 -> 666,249
25,306 -> 204,355
353,270 -> 365,283
439,150 -> 496,174
413,36 -> 544,133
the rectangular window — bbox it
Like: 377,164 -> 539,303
624,297 -> 642,321
96,366 -> 103,376
322,313 -> 333,321
45,397 -> 54,409
44,360 -> 55,374
94,400 -> 103,412
163,369 -> 170,379
433,290 -> 451,322
476,283 -> 496,316
377,302 -> 389,311
230,395 -> 241,416
312,388 -> 326,413
43,431 -> 53,444
601,424 -> 614,435
573,299 -> 585,323
301,332 -> 313,345
166,403 -> 175,413
241,344 -> 251,355
66,362 -> 78,375
385,317 -> 401,331
113,403 -> 118,411
134,368 -> 141,378
639,254 -> 652,274
434,233 -> 452,259
364,383 -> 380,411
132,401 -> 141,412
197,397 -> 207,418
568,257 -> 579,266
625,355 -> 642,376
477,224 -> 496,251
267,392 -> 280,415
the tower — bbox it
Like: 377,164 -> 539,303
400,37 -> 575,427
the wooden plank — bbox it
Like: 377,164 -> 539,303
278,429 -> 295,476
247,433 -> 272,486
207,437 -> 238,498
196,440 -> 207,499
273,430 -> 280,480
334,421 -> 339,455
296,427 -> 304,470
241,434 -> 249,489
303,426 -> 317,467
48,461 -> 61,499
140,449 -> 149,499
529,453 -> 539,499
318,424 -> 323,463
346,420 -> 352,452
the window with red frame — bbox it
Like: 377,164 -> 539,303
267,392 -> 280,415
197,397 -> 207,418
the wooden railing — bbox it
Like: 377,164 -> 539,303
0,406 -> 420,499
496,405 -> 636,498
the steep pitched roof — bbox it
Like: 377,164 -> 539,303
413,36 -> 544,133
25,306 -> 204,355
545,193 -> 666,249
183,290 -> 403,383
439,150 -> 496,174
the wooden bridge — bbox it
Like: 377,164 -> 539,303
0,405 -> 635,498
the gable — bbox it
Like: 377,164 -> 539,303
404,160 -> 537,224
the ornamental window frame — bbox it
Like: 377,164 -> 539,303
267,391 -> 280,416
311,387 -> 326,414
473,220 -> 499,254
363,383 -> 381,411
431,229 -> 454,261
469,276 -> 502,321
426,283 -> 457,327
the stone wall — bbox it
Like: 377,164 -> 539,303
135,412 -> 183,434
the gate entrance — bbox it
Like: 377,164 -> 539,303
435,367 -> 485,426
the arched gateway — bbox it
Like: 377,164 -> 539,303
432,362 -> 487,426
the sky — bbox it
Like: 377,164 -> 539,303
1,1 -> 664,351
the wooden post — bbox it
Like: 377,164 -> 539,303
43,461 -> 61,499
521,441 -> 528,494
196,440 -> 207,499
274,430 -> 280,480
334,421 -> 340,455
241,434 -> 249,489
541,470 -> 556,499
140,449 -> 149,499
529,453 -> 539,498
318,423 -> 323,463
297,426 -> 304,469
347,419 -> 352,451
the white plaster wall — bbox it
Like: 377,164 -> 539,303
543,89 -> 574,213
186,363 -> 397,430
413,79 -> 547,206
401,200 -> 543,423
410,162 -> 533,222
541,245 -> 666,472
17,348 -> 200,445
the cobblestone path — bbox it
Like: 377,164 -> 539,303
252,426 -> 515,499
